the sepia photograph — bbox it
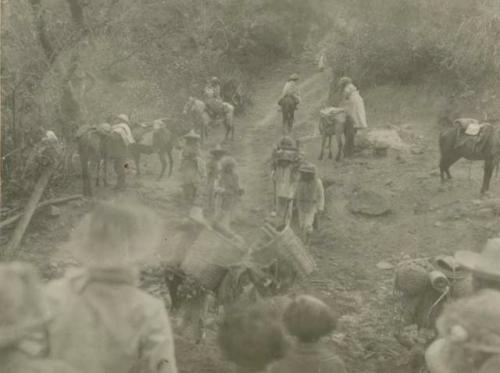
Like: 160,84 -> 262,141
1,0 -> 500,372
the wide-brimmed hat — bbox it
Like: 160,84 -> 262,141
289,73 -> 299,81
183,129 -> 201,141
210,144 -> 227,155
65,200 -> 163,268
299,162 -> 316,174
455,238 -> 500,280
117,114 -> 130,123
338,76 -> 352,88
0,262 -> 49,348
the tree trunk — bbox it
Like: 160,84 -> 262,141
2,166 -> 54,259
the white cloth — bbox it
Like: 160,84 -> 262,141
342,84 -> 367,129
112,123 -> 135,145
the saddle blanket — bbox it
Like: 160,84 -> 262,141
465,122 -> 483,136
138,131 -> 154,147
112,123 -> 135,145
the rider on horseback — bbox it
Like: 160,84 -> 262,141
204,77 -> 224,118
281,73 -> 301,107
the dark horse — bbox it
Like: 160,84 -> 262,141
129,121 -> 178,180
279,95 -> 298,133
318,109 -> 355,161
76,126 -> 127,196
439,118 -> 500,194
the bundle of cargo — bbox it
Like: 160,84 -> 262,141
180,225 -> 248,290
319,107 -> 347,136
258,223 -> 316,278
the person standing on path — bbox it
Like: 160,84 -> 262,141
339,77 -> 367,131
180,130 -> 206,221
206,143 -> 227,216
44,201 -> 178,373
295,163 -> 325,243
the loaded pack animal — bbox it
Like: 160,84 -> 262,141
129,118 -> 180,180
439,118 -> 500,194
76,124 -> 128,196
318,107 -> 355,161
183,97 -> 235,142
278,95 -> 297,133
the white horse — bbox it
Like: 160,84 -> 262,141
183,97 -> 235,142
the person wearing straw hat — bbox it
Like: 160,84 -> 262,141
180,130 -> 206,219
425,290 -> 500,373
295,162 -> 324,243
44,201 -> 178,373
455,238 -> 500,292
0,262 -> 78,373
206,144 -> 227,216
214,156 -> 244,233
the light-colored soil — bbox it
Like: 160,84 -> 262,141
3,62 -> 500,373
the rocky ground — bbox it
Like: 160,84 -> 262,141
2,61 -> 500,373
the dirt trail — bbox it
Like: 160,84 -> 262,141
6,62 -> 500,373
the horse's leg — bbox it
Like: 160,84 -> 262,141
167,147 -> 174,177
335,124 -> 344,162
79,145 -> 92,197
158,151 -> 167,180
481,159 -> 494,194
319,135 -> 326,160
93,156 -> 100,187
132,146 -> 141,177
328,135 -> 333,159
103,154 -> 108,187
440,153 -> 460,182
113,157 -> 126,191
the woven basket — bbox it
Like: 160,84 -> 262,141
181,227 -> 247,290
262,224 -> 316,277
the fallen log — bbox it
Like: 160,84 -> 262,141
0,194 -> 83,230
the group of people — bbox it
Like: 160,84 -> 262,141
179,129 -> 243,234
270,135 -> 324,242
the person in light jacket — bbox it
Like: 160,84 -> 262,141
339,77 -> 367,130
44,201 -> 178,373
0,262 -> 78,373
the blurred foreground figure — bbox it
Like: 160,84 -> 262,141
0,262 -> 77,373
218,302 -> 286,373
270,295 -> 347,373
425,290 -> 500,373
455,237 -> 500,292
45,201 -> 177,373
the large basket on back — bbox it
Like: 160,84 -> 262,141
261,223 -> 316,278
181,226 -> 247,290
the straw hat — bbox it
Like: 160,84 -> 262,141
117,114 -> 130,123
289,73 -> 299,81
210,143 -> 227,156
66,201 -> 163,268
0,262 -> 49,349
455,238 -> 500,280
299,162 -> 316,174
183,129 -> 201,141
338,76 -> 352,88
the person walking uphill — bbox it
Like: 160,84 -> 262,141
180,130 -> 206,222
206,144 -> 227,216
278,74 -> 301,132
214,156 -> 244,234
44,201 -> 177,373
339,77 -> 367,131
0,262 -> 78,373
